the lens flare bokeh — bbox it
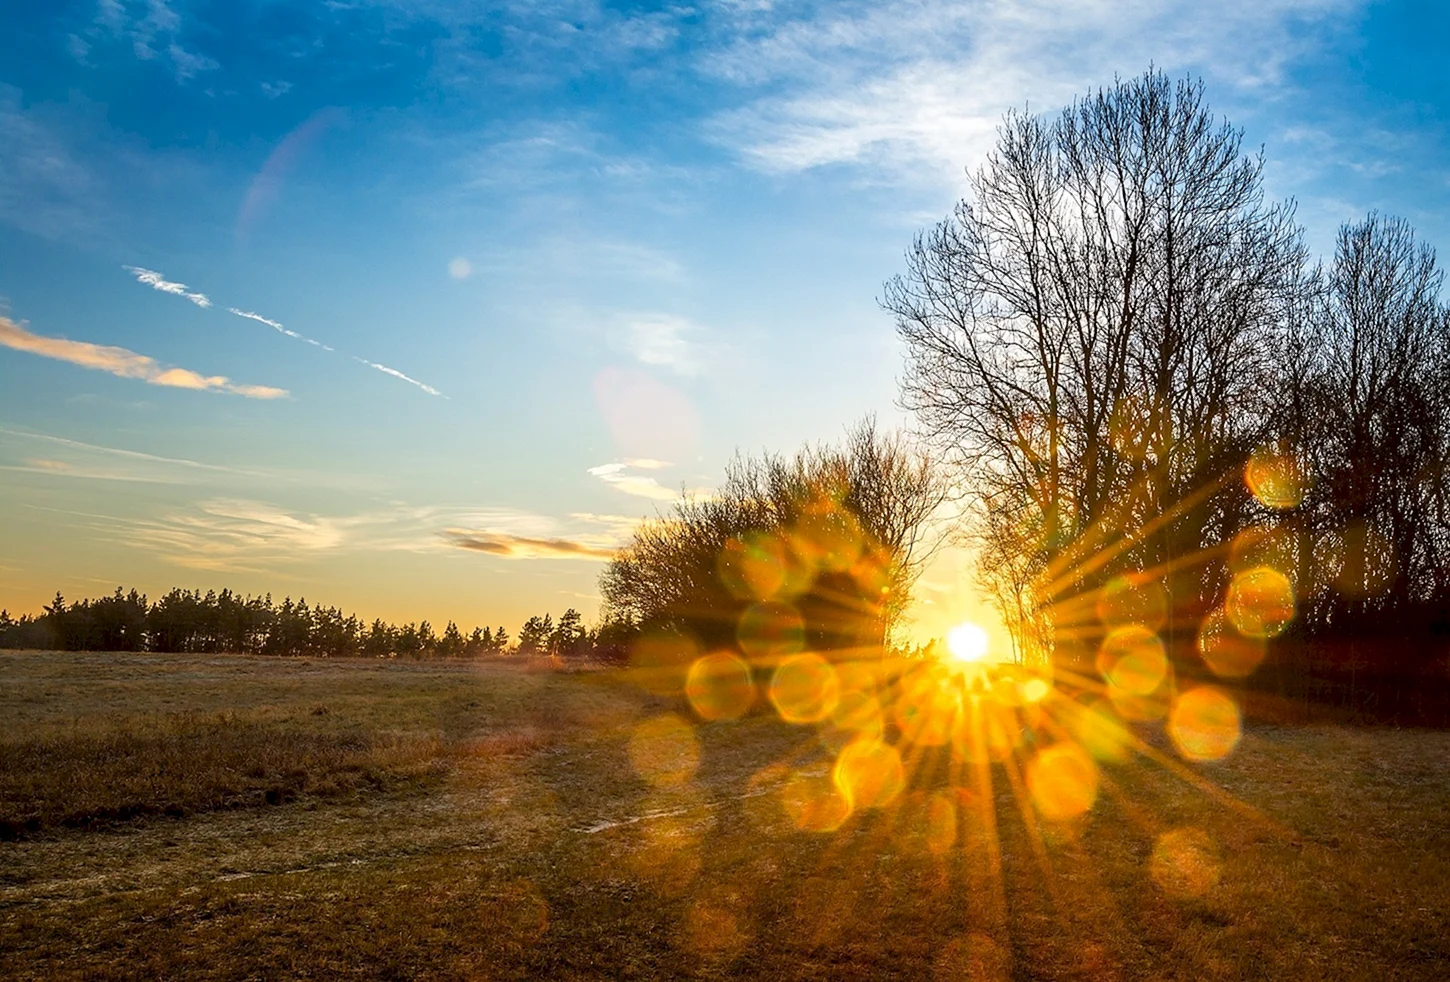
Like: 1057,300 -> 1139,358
614,467 -> 1317,965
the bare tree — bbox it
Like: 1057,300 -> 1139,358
1286,214 -> 1450,636
600,419 -> 947,655
883,70 -> 1307,661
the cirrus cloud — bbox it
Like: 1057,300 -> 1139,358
625,313 -> 706,376
706,0 -> 1362,187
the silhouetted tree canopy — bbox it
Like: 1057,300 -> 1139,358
600,418 -> 946,656
887,68 -> 1450,693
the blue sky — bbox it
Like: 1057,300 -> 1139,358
1,0 -> 1446,639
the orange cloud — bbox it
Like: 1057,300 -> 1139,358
442,529 -> 616,561
0,316 -> 288,399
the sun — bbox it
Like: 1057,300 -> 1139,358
946,621 -> 989,663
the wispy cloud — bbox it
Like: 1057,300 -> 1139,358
0,315 -> 288,399
104,499 -> 350,573
73,496 -> 617,572
0,426 -> 254,474
441,529 -> 616,561
624,313 -> 705,376
706,0 -> 1361,187
90,0 -> 218,83
1,457 -> 174,484
586,459 -> 716,503
228,308 -> 334,351
0,425 -> 279,486
569,511 -> 649,538
588,461 -> 681,501
124,265 -> 211,308
355,358 -> 445,397
88,498 -> 421,573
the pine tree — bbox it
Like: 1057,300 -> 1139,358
441,621 -> 464,657
552,608 -> 585,660
517,616 -> 552,656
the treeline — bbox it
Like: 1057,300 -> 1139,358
0,587 -> 635,661
886,69 -> 1450,716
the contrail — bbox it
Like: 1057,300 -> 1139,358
355,358 -> 445,397
121,266 -> 445,398
228,308 -> 335,351
123,266 -> 212,308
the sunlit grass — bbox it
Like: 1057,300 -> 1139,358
0,713 -> 444,839
1,649 -> 1448,980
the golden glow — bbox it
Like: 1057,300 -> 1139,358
949,700 -> 1019,763
768,653 -> 840,724
1246,445 -> 1306,510
1072,698 -> 1133,763
736,600 -> 806,658
893,669 -> 959,746
628,629 -> 699,696
817,676 -> 885,752
1027,741 -> 1100,821
626,788 -> 706,895
719,531 -> 815,602
617,473 -> 1284,926
1096,574 -> 1168,631
1196,608 -> 1266,678
1096,624 -> 1169,695
833,737 -> 906,810
829,688 -> 884,739
1021,677 -> 1051,703
946,621 -> 990,662
1168,687 -> 1242,762
780,769 -> 852,832
923,791 -> 958,854
932,933 -> 1011,982
1226,565 -> 1296,638
1108,683 -> 1171,722
685,652 -> 755,721
718,532 -> 787,601
791,498 -> 864,574
1229,524 -> 1303,580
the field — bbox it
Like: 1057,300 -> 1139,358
1,649 -> 1448,981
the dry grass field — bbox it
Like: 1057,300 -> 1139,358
1,648 -> 1448,981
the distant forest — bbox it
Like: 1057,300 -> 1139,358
0,587 -> 630,662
